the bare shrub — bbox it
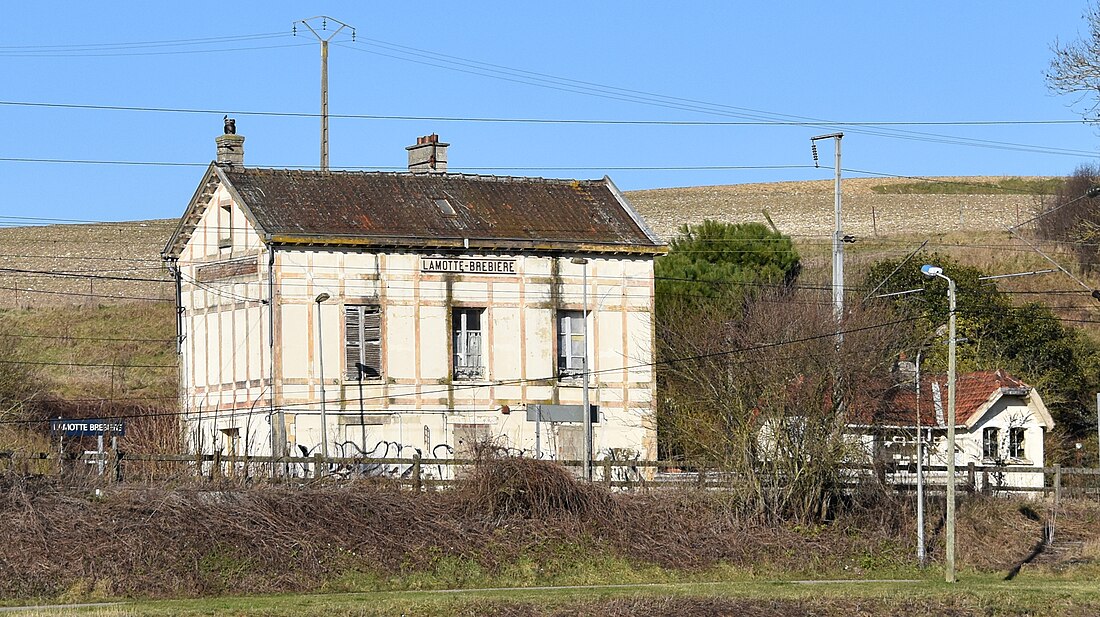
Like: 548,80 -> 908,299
659,288 -> 910,522
1036,164 -> 1100,271
460,450 -> 617,521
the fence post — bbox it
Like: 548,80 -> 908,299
1054,464 -> 1062,503
603,458 -> 613,488
210,450 -> 221,480
967,462 -> 976,494
412,453 -> 422,492
111,449 -> 123,484
194,451 -> 204,479
697,465 -> 706,488
314,452 -> 325,479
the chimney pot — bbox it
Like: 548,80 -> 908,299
406,134 -> 449,174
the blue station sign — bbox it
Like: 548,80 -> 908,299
50,419 -> 126,437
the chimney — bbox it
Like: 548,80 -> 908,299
215,117 -> 244,167
405,133 -> 448,174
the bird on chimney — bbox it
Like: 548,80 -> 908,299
223,115 -> 236,135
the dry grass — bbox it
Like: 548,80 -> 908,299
625,176 -> 1050,240
1,456 -> 1097,601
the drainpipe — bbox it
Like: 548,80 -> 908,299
166,257 -> 188,450
267,242 -> 281,462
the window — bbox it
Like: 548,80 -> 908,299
345,305 -> 382,380
452,308 -> 484,379
983,427 -> 1000,460
1009,427 -> 1026,459
218,203 -> 233,249
557,310 -> 586,379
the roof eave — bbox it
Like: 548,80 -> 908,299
268,234 -> 666,255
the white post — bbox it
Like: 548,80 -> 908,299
921,264 -> 957,583
945,275 -> 958,583
315,293 -> 331,462
581,261 -> 592,481
916,349 -> 926,566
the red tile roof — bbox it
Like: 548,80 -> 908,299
858,369 -> 1030,428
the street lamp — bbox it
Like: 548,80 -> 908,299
570,257 -> 592,481
920,264 -> 957,583
314,292 -> 331,463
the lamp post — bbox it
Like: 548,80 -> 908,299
314,292 -> 331,462
571,257 -> 592,481
920,264 -> 956,583
914,347 -> 927,567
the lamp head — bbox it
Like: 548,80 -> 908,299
314,293 -> 331,304
920,265 -> 943,278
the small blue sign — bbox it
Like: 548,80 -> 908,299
50,419 -> 125,437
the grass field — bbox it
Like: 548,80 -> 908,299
6,576 -> 1100,616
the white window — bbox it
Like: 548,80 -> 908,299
557,310 -> 586,379
453,308 -> 484,380
983,427 -> 1000,460
345,305 -> 382,380
1009,427 -> 1026,459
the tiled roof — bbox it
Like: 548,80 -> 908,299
862,369 -> 1030,428
219,167 -> 664,253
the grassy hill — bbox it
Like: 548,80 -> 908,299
626,176 -> 1054,240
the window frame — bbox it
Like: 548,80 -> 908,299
982,427 -> 1000,460
452,308 -> 485,380
218,202 -> 233,250
344,304 -> 382,381
1008,427 -> 1026,459
556,309 -> 587,380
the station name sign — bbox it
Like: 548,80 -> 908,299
421,257 -> 517,275
50,419 -> 126,437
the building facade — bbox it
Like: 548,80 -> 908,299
858,369 -> 1053,489
163,132 -> 665,471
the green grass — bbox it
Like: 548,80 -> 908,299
870,176 -> 1062,195
8,575 -> 1100,616
0,302 -> 176,401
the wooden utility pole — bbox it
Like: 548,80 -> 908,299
294,16 -> 355,171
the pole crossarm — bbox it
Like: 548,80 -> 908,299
294,16 -> 356,172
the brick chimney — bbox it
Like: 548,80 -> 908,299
215,119 -> 245,167
405,133 -> 448,174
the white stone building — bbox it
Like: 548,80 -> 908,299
162,132 -> 665,471
858,369 -> 1054,489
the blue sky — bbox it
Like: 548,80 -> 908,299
2,2 -> 1099,222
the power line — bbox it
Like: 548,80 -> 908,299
0,99 -> 1087,127
0,32 -> 291,51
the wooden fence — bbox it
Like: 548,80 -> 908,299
2,450 -> 1099,498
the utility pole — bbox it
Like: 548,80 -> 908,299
811,133 -> 845,320
294,16 -> 355,172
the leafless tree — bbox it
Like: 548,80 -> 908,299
1048,2 -> 1100,121
1035,164 -> 1100,271
657,290 -> 911,522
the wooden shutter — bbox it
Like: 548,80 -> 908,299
346,305 -> 382,380
362,307 -> 381,378
345,306 -> 362,380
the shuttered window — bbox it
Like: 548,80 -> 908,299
345,305 -> 382,380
